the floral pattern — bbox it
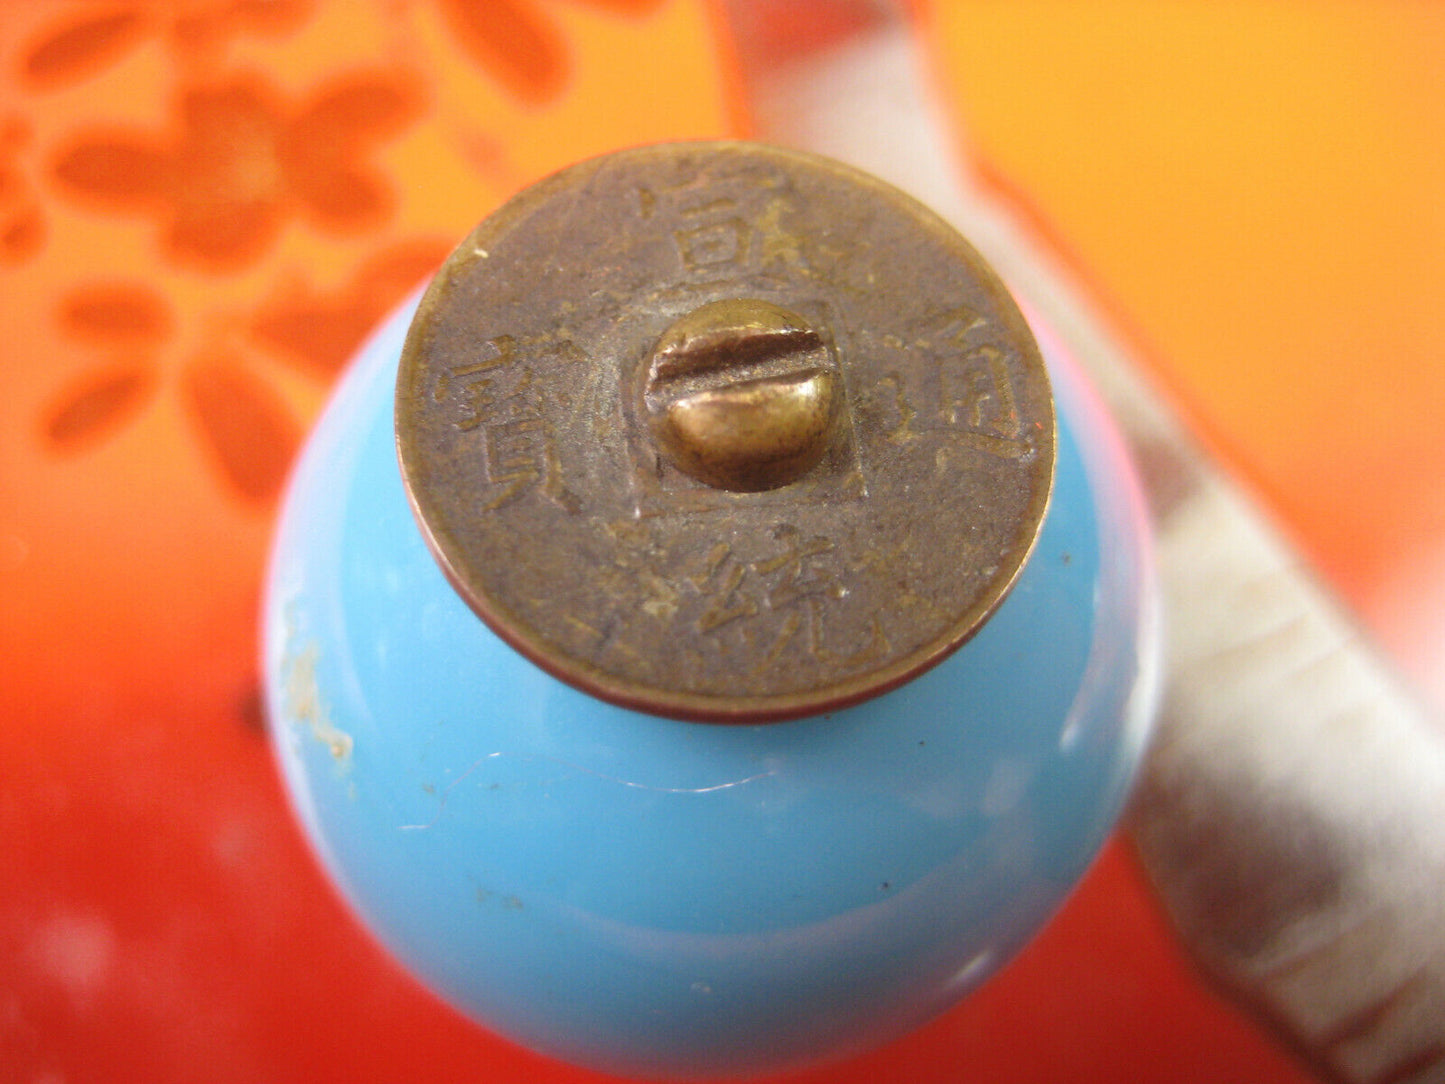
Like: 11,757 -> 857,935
38,238 -> 450,503
37,51 -> 430,504
440,0 -> 665,103
15,0 -> 675,511
52,72 -> 425,273
0,118 -> 45,265
18,2 -> 436,506
181,348 -> 300,504
250,239 -> 452,376
18,2 -> 314,91
40,284 -> 168,452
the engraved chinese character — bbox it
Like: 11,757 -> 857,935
480,416 -> 547,510
750,525 -> 855,664
435,335 -> 521,431
940,346 -> 1022,442
640,180 -> 807,277
752,524 -> 843,613
673,219 -> 748,269
434,335 -> 559,509
684,526 -> 887,672
691,543 -> 760,633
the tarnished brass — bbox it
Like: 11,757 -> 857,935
643,298 -> 840,492
396,142 -> 1055,722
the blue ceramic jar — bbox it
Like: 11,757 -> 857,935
264,144 -> 1156,1079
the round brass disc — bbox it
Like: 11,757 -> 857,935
396,142 -> 1055,723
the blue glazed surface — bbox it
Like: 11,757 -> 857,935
265,296 -> 1155,1080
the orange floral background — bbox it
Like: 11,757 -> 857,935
3,2 -> 1442,1082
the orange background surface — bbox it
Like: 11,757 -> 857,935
922,1 -> 1445,710
2,2 -> 1440,1081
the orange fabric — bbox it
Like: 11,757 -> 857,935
5,2 -> 1434,1081
0,1 -> 731,720
918,1 -> 1445,704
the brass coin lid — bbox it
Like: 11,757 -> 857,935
396,141 -> 1056,723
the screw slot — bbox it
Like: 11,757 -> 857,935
642,298 -> 840,492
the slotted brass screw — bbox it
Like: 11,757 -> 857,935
641,298 -> 839,492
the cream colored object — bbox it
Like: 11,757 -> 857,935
1137,454 -> 1445,1084
723,2 -> 1445,1079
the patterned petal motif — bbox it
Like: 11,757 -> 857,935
281,74 -> 425,233
0,121 -> 45,265
182,351 -> 300,504
40,284 -> 170,454
60,283 -> 172,346
51,138 -> 173,207
20,9 -> 149,91
50,71 -> 423,273
42,362 -> 159,453
440,0 -> 568,104
436,0 -> 664,104
171,0 -> 314,54
297,77 -> 425,138
1,205 -> 45,264
167,186 -> 281,271
251,239 -> 451,375
22,2 -> 316,88
168,80 -> 287,269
